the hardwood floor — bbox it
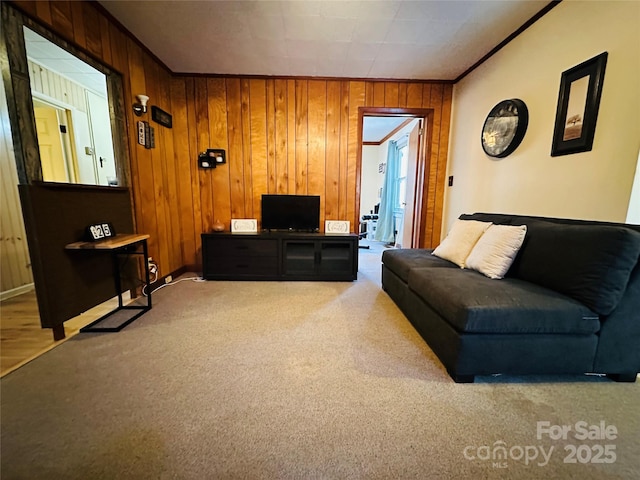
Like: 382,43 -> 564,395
0,289 -> 121,377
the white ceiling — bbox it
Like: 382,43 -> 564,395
98,0 -> 549,80
23,27 -> 108,97
362,116 -> 409,142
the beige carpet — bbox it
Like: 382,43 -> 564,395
1,243 -> 638,479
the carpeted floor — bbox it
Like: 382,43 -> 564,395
1,243 -> 639,479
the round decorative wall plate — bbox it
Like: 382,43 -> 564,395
481,98 -> 529,158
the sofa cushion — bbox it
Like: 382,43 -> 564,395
382,248 -> 456,282
407,268 -> 600,334
432,219 -> 492,267
509,220 -> 640,315
465,224 -> 527,279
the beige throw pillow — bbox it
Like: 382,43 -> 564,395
465,224 -> 527,279
432,219 -> 492,268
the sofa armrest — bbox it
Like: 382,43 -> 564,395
593,261 -> 640,374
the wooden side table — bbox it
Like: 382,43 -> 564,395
65,234 -> 152,332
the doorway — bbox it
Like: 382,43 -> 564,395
33,98 -> 76,183
357,108 -> 433,251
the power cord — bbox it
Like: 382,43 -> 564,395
142,274 -> 205,296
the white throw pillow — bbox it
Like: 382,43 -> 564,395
465,224 -> 527,279
432,219 -> 492,268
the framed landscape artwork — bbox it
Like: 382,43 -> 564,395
551,52 -> 608,156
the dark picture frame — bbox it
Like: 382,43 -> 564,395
151,105 -> 173,128
551,52 -> 607,156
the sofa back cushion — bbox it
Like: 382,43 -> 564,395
431,219 -> 492,268
509,220 -> 640,315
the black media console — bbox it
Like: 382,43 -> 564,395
201,232 -> 358,281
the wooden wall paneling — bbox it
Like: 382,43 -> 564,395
273,79 -> 288,194
423,83 -> 443,248
286,79 -> 296,194
239,79 -> 252,217
365,82 -> 374,106
373,82 -> 385,106
148,63 -> 172,274
49,1 -> 73,40
291,80 -> 309,195
34,1 -> 51,24
384,83 -> 399,107
347,81 -> 365,227
126,39 -> 156,253
406,83 -> 423,108
294,79 -> 308,194
184,78 -> 203,259
325,81 -> 341,221
307,80 -> 326,222
207,77 -> 231,228
422,84 -> 433,110
161,69 -> 180,273
433,84 -> 453,244
225,78 -> 246,219
69,1 -> 86,50
398,83 -> 408,108
194,77 -> 213,233
98,14 -> 112,66
169,78 -> 196,266
248,79 -> 268,218
9,1 -> 36,17
35,2 -> 51,25
108,21 -> 127,74
81,2 -> 102,58
265,79 -> 277,194
338,81 -> 350,221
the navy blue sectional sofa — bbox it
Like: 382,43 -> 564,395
381,213 -> 640,383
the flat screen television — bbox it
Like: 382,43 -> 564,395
261,194 -> 320,232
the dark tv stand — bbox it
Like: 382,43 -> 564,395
201,231 -> 358,281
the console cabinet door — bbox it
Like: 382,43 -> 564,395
282,240 -> 317,277
282,239 -> 357,280
318,240 -> 356,279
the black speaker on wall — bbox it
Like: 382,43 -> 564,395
198,149 -> 226,169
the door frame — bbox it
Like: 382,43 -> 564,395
356,107 -> 434,248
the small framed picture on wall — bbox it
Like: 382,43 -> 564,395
551,52 -> 608,156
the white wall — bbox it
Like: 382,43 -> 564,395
444,0 -> 640,235
627,151 -> 640,224
360,145 -> 384,218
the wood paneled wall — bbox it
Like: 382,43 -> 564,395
8,0 -> 452,277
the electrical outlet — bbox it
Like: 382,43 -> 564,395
165,275 -> 172,284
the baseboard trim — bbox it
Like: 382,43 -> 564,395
0,283 -> 35,302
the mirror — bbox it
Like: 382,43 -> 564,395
24,27 -> 118,186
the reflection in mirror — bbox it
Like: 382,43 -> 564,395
23,27 -> 118,186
